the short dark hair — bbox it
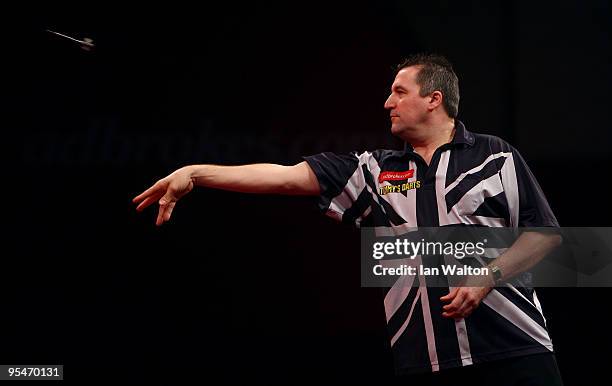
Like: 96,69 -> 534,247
396,53 -> 460,118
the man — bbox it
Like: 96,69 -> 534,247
133,54 -> 563,385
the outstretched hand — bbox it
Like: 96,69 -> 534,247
132,167 -> 195,226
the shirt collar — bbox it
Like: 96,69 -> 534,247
403,119 -> 475,152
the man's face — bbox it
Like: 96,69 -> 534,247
384,66 -> 430,136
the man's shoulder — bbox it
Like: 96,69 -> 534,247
304,149 -> 404,166
344,148 -> 405,162
470,131 -> 516,153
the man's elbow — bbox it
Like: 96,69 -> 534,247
538,232 -> 563,250
549,233 -> 563,248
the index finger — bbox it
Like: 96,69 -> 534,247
133,183 -> 161,204
135,194 -> 163,212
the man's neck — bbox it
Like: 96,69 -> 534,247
406,119 -> 456,165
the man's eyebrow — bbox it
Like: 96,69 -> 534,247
392,85 -> 407,92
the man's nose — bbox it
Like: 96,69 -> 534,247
384,94 -> 395,110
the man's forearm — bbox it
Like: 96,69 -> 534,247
184,162 -> 320,195
486,231 -> 562,285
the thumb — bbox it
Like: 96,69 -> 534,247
440,287 -> 459,301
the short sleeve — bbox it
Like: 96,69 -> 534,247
303,151 -> 373,227
507,147 -> 559,227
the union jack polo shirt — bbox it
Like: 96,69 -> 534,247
303,120 -> 558,374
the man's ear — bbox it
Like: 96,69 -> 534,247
428,91 -> 444,111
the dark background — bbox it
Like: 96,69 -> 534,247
2,1 -> 610,384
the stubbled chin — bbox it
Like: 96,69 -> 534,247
390,125 -> 403,135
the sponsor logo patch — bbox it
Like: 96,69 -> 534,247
378,169 -> 414,183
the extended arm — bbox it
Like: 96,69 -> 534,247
132,161 -> 320,226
